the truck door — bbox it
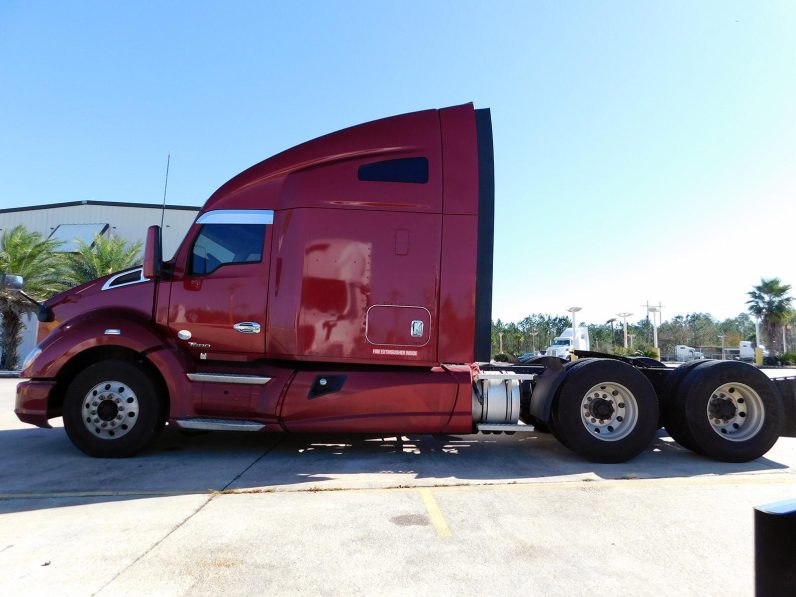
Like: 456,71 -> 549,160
167,210 -> 273,360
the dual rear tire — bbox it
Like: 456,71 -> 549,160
663,360 -> 781,462
548,358 -> 782,463
550,359 -> 659,463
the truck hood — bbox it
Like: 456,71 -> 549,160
40,267 -> 155,338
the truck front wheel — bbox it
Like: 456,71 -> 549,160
550,359 -> 659,463
62,360 -> 164,458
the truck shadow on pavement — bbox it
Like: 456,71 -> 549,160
0,424 -> 790,514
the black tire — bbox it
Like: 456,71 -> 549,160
662,360 -> 711,453
63,360 -> 165,458
551,359 -> 658,463
548,358 -> 597,447
530,419 -> 551,433
677,360 -> 782,462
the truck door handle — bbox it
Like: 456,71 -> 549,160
233,322 -> 261,334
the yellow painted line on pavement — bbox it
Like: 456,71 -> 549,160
419,487 -> 452,538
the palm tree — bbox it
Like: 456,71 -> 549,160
0,226 -> 66,369
747,278 -> 794,354
65,234 -> 143,287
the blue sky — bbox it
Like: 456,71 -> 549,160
2,1 -> 794,325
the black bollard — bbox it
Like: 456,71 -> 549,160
755,498 -> 796,597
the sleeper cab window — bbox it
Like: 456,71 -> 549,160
358,157 -> 429,184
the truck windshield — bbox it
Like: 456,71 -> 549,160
552,339 -> 571,346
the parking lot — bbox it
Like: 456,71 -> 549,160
1,376 -> 795,596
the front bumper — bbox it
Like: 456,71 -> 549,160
15,380 -> 57,428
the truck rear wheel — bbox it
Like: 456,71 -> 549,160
550,359 -> 658,463
548,358 -> 597,447
63,360 -> 164,458
663,360 -> 711,453
671,361 -> 782,462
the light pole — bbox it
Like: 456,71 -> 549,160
567,307 -> 582,350
718,334 -> 725,360
498,331 -> 504,354
606,318 -> 617,351
647,305 -> 660,355
617,312 -> 633,349
530,330 -> 538,352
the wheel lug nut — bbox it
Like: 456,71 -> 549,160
618,403 -> 625,408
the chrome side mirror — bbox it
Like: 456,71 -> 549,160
0,274 -> 24,290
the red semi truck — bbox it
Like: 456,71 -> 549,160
12,103 -> 796,462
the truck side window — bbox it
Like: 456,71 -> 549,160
358,157 -> 429,184
191,224 -> 266,275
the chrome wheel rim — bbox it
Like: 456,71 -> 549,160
706,382 -> 764,442
81,380 -> 139,440
579,382 -> 638,441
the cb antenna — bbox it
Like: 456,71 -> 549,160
160,152 -> 171,229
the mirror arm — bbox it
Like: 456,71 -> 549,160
16,290 -> 54,323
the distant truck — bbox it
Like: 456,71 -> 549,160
675,345 -> 705,362
545,327 -> 590,360
724,341 -> 768,362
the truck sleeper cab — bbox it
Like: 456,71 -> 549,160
14,104 -> 795,463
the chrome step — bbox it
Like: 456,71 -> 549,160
186,373 -> 272,385
477,422 -> 536,433
175,418 -> 266,432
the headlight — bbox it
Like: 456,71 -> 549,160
22,347 -> 42,371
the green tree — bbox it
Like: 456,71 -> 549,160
587,321 -> 618,353
747,278 -> 794,354
0,226 -> 66,369
65,234 -> 143,287
685,313 -> 718,348
493,313 -> 570,358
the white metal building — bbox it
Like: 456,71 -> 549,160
0,200 -> 200,368
0,200 -> 199,259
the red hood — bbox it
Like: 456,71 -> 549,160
40,268 -> 155,340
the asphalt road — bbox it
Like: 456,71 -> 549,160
1,377 -> 795,596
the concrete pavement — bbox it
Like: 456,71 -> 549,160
1,378 -> 795,596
